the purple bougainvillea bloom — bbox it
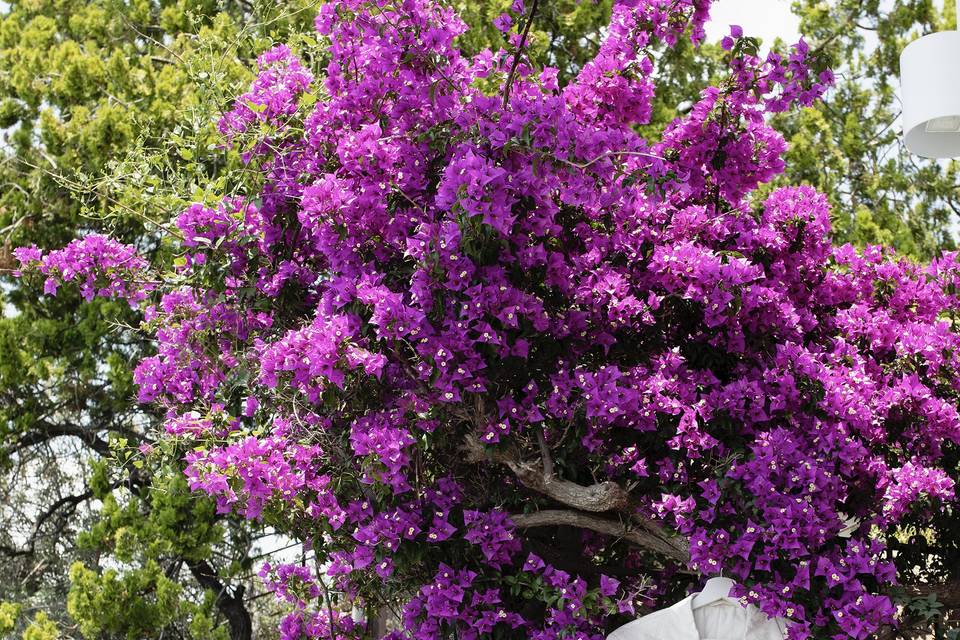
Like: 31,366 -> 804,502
15,1 -> 960,638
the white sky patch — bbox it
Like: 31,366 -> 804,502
705,0 -> 802,50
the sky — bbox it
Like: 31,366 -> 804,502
704,0 -> 801,49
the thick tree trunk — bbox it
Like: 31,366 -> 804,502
367,607 -> 391,636
187,558 -> 253,640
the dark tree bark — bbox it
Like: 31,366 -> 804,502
187,558 -> 253,640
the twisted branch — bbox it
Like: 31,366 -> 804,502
463,433 -> 689,563
512,510 -> 690,564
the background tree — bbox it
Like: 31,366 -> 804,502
0,1 -> 319,637
772,0 -> 960,258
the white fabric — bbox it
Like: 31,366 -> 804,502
607,595 -> 788,640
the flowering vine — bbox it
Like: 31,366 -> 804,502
15,0 -> 959,638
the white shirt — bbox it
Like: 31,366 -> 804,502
607,595 -> 789,640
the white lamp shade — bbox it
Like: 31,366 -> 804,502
900,31 -> 960,158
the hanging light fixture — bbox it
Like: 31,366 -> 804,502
900,3 -> 960,158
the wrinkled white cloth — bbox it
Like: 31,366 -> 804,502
608,595 -> 788,640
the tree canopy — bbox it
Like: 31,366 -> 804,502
12,0 -> 959,638
1,1 -> 959,639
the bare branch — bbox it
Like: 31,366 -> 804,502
463,433 -> 630,512
2,420 -> 114,458
502,0 -> 540,108
512,510 -> 690,564
536,429 -> 554,477
464,433 -> 689,563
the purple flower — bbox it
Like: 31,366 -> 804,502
599,575 -> 620,597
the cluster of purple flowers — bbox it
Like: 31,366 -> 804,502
217,44 -> 313,138
14,234 -> 151,303
17,0 -> 960,638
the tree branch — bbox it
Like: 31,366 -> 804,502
536,429 -> 554,477
463,433 -> 630,512
512,510 -> 691,565
464,433 -> 689,562
0,489 -> 100,560
502,0 -> 540,108
2,419 -> 113,457
186,559 -> 252,640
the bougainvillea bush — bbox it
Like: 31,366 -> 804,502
14,0 -> 960,637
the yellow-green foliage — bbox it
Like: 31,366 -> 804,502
67,561 -> 182,639
20,612 -> 58,640
0,603 -> 21,636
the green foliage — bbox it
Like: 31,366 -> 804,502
0,603 -> 21,636
0,0 -> 316,636
67,560 -> 183,639
65,556 -> 233,640
20,612 -> 59,640
0,606 -> 60,640
772,0 -> 960,258
77,469 -> 224,564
